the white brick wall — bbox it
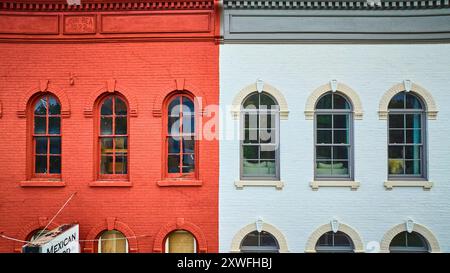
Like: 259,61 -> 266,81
219,44 -> 450,253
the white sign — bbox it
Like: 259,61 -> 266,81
22,224 -> 79,253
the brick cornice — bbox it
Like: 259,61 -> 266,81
0,0 -> 214,11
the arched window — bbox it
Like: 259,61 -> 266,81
98,230 -> 128,253
33,94 -> 61,177
166,94 -> 196,178
98,95 -> 128,179
240,231 -> 279,253
389,231 -> 429,253
241,92 -> 279,180
388,92 -> 426,178
165,230 -> 197,253
315,92 -> 353,179
27,229 -> 50,242
315,231 -> 354,253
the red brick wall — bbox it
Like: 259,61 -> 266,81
0,40 -> 219,252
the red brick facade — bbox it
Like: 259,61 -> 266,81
0,0 -> 220,253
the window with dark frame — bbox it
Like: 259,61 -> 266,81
388,92 -> 426,179
241,92 -> 279,180
315,231 -> 354,253
389,231 -> 429,253
33,95 -> 61,177
166,94 -> 196,178
98,95 -> 128,178
240,231 -> 279,253
315,92 -> 353,180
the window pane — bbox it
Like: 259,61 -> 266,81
243,93 -> 259,109
244,129 -> 259,144
333,146 -> 348,160
168,155 -> 180,173
405,146 -> 420,160
388,93 -> 405,109
183,139 -> 195,153
115,97 -> 127,115
244,113 -> 258,129
49,156 -> 61,174
168,117 -> 180,135
101,97 -> 113,115
316,146 -> 331,160
317,130 -> 332,144
317,232 -> 333,246
259,113 -> 276,129
260,93 -> 277,109
35,137 -> 47,154
260,231 -> 278,247
332,161 -> 349,175
334,130 -> 349,144
115,117 -> 127,135
182,115 -> 195,134
34,117 -> 46,134
390,232 -> 407,247
334,94 -> 350,109
406,114 -> 421,128
168,137 -> 180,153
34,98 -> 47,115
243,160 -> 275,176
388,146 -> 403,159
389,159 -> 404,175
260,145 -> 276,159
259,129 -> 275,144
407,233 -> 426,247
115,137 -> 128,152
405,160 -> 421,175
50,137 -> 61,154
316,115 -> 332,128
333,232 -> 352,247
48,117 -> 60,134
243,145 -> 258,160
100,117 -> 112,135
115,154 -> 127,174
100,156 -> 113,174
389,115 -> 404,129
241,232 -> 259,247
168,96 -> 180,116
334,115 -> 348,129
48,96 -> 60,115
406,94 -> 423,109
182,154 -> 195,173
316,161 -> 332,176
100,138 -> 113,155
406,129 -> 421,144
316,94 -> 332,109
389,130 -> 404,144
35,155 -> 47,173
182,97 -> 194,113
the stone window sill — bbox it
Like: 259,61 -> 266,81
235,180 -> 284,190
89,180 -> 132,187
157,179 -> 202,187
20,180 -> 65,187
384,180 -> 433,190
310,180 -> 360,191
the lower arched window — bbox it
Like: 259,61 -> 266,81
240,231 -> 279,253
98,230 -> 128,253
165,230 -> 197,253
389,231 -> 429,253
315,231 -> 354,253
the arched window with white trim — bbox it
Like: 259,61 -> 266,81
315,231 -> 354,253
389,231 -> 429,253
240,231 -> 279,253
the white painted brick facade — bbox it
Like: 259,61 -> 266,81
219,44 -> 450,253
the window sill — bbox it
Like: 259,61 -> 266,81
20,180 -> 65,187
89,180 -> 132,187
157,179 -> 202,187
235,180 -> 284,190
310,180 -> 360,191
384,180 -> 433,190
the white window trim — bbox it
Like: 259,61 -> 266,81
384,180 -> 433,190
235,180 -> 284,190
305,81 -> 363,120
231,81 -> 289,120
310,180 -> 360,191
380,222 -> 441,253
378,81 -> 438,120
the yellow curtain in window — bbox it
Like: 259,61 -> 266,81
167,230 -> 196,253
99,230 -> 127,253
